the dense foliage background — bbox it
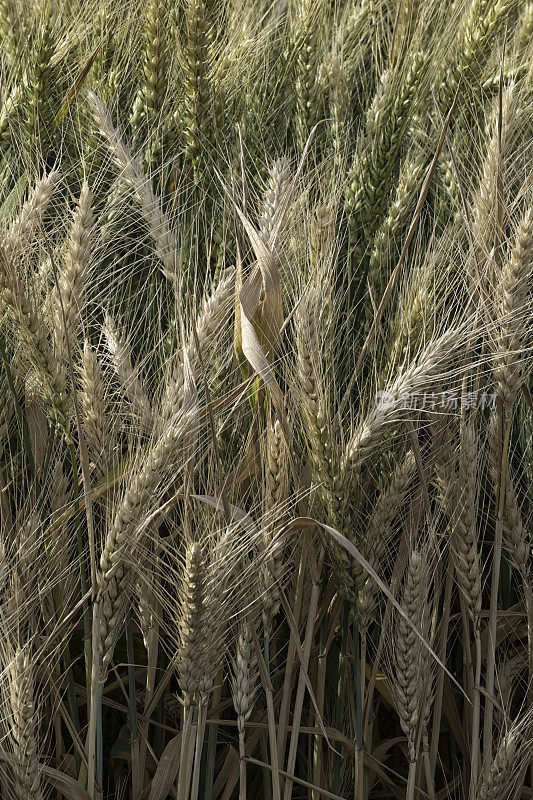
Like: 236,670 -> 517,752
0,0 -> 532,798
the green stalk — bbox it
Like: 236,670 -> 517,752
125,609 -> 138,740
332,603 -> 349,794
260,727 -> 272,800
406,759 -> 417,800
346,223 -> 357,316
190,701 -> 207,800
483,414 -> 511,777
68,441 -> 91,681
202,668 -> 223,799
282,571 -> 322,800
468,633 -> 482,800
86,602 -> 102,800
154,647 -> 167,758
177,704 -> 194,800
261,624 -> 272,800
353,613 -> 364,800
126,608 -> 142,798
312,604 -> 328,799
430,555 -> 453,777
96,680 -> 104,794
277,548 -> 305,776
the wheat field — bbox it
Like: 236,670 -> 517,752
0,0 -> 532,798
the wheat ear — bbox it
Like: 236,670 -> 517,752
4,170 -> 61,259
142,0 -> 167,123
261,416 -> 289,624
78,340 -> 114,475
181,0 -> 212,169
392,547 -> 434,800
164,268 -> 235,416
517,2 -> 533,51
345,51 -> 426,238
87,91 -> 180,283
0,0 -> 21,71
97,405 -> 197,676
8,647 -> 43,800
292,0 -> 320,150
259,157 -> 291,249
0,249 -> 68,431
102,312 -> 152,429
368,156 -> 424,289
478,714 -> 533,800
492,208 -> 533,409
0,84 -> 24,147
295,285 -> 362,602
22,20 -> 52,151
52,182 -> 95,363
177,542 -> 209,706
327,52 -> 350,157
471,85 -> 517,270
438,0 -> 515,113
347,328 -> 460,468
502,474 -> 530,579
231,617 -> 258,800
309,203 -> 335,265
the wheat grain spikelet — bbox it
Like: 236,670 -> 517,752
87,91 -> 180,283
52,181 -> 95,363
347,327 -> 461,469
97,403 -> 198,675
7,647 -> 43,800
492,208 -> 533,409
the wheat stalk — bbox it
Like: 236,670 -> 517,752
450,424 -> 482,629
